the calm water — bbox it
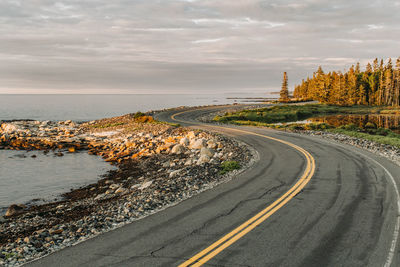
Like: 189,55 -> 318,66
309,114 -> 400,133
0,150 -> 114,214
0,94 -> 274,121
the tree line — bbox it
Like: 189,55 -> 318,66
293,57 -> 400,106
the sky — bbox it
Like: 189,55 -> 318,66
0,0 -> 399,94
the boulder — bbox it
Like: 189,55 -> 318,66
187,131 -> 196,139
190,138 -> 206,149
5,204 -> 26,217
180,137 -> 189,146
207,140 -> 218,149
171,144 -> 185,154
184,159 -> 193,166
1,123 -> 18,134
200,147 -> 214,157
197,154 -> 211,165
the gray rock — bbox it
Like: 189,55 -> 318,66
200,147 -> 214,157
197,154 -> 211,164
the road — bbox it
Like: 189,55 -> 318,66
27,105 -> 400,267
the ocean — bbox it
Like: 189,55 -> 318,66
0,93 -> 274,121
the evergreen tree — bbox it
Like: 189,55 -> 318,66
292,57 -> 400,106
280,72 -> 289,102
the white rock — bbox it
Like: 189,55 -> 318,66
169,169 -> 182,178
187,131 -> 196,139
115,187 -> 127,194
130,184 -> 141,190
109,184 -> 120,190
180,137 -> 189,146
1,123 -> 18,133
190,138 -> 206,149
184,159 -> 193,166
171,144 -> 185,154
41,121 -> 50,127
139,180 -> 153,190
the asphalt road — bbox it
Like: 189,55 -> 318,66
27,105 -> 400,267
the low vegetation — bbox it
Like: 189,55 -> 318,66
214,104 -> 383,124
214,103 -> 400,148
219,161 -> 241,175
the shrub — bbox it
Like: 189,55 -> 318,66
133,111 -> 146,118
219,161 -> 241,175
364,122 -> 377,129
288,124 -> 305,131
341,123 -> 358,131
135,115 -> 154,123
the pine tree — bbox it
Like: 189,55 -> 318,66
373,58 -> 379,72
293,57 -> 400,106
394,58 -> 400,106
366,63 -> 372,74
280,72 -> 289,102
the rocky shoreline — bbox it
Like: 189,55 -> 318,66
0,113 -> 255,266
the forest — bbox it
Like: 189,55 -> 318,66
293,58 -> 400,106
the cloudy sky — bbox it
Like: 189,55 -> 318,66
1,0 -> 399,94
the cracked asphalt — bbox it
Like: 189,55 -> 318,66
27,106 -> 400,267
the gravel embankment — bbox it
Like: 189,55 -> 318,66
297,130 -> 400,166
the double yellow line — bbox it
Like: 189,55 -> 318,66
171,110 -> 316,267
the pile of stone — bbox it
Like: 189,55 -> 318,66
0,116 -> 254,266
0,120 -> 84,151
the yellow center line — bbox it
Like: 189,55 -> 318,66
170,110 -> 316,267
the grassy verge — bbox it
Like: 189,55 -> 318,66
214,104 -> 386,124
329,128 -> 400,147
214,103 -> 400,148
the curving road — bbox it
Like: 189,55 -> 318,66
27,105 -> 400,267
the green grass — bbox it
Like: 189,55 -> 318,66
219,161 -> 241,175
214,103 -> 400,148
214,104 -> 387,124
329,128 -> 400,148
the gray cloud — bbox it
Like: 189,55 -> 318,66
0,0 -> 399,93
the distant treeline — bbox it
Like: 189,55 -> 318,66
293,58 -> 400,106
